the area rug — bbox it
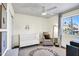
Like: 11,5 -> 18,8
29,48 -> 58,56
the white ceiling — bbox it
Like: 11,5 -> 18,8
12,3 -> 79,18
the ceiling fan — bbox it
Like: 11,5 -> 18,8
41,6 -> 57,16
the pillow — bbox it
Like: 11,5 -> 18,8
44,35 -> 50,39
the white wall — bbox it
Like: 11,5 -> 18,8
7,3 -> 14,49
61,9 -> 79,47
14,13 -> 50,34
48,15 -> 58,38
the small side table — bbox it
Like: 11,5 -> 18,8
53,38 -> 59,47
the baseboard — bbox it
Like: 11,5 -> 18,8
12,46 -> 19,49
20,44 -> 39,49
43,45 -> 53,46
2,48 -> 8,56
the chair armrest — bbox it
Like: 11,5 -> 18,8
66,45 -> 79,56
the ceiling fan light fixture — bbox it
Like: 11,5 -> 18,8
42,12 -> 47,15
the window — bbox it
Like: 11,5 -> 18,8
63,15 -> 79,36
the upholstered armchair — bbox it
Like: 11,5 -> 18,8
42,32 -> 53,46
66,41 -> 79,56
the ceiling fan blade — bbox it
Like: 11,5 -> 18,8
47,6 -> 57,11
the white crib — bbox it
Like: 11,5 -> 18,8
20,33 -> 40,47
